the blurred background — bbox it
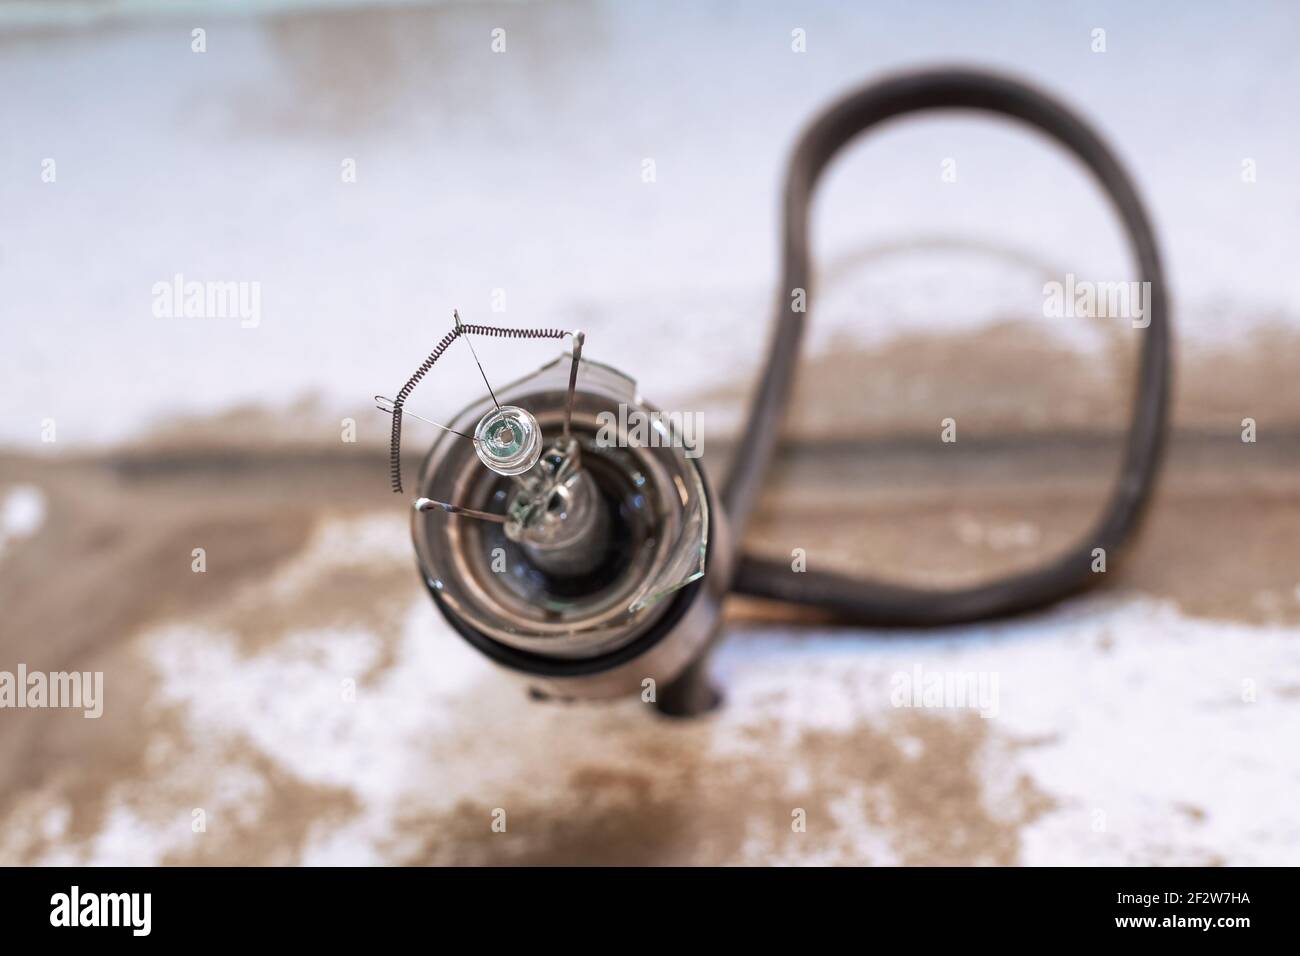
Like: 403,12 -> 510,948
1,0 -> 1298,865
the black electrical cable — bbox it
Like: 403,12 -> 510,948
724,68 -> 1171,627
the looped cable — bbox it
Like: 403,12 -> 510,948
724,68 -> 1172,626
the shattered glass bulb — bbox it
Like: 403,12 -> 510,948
411,353 -> 714,667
